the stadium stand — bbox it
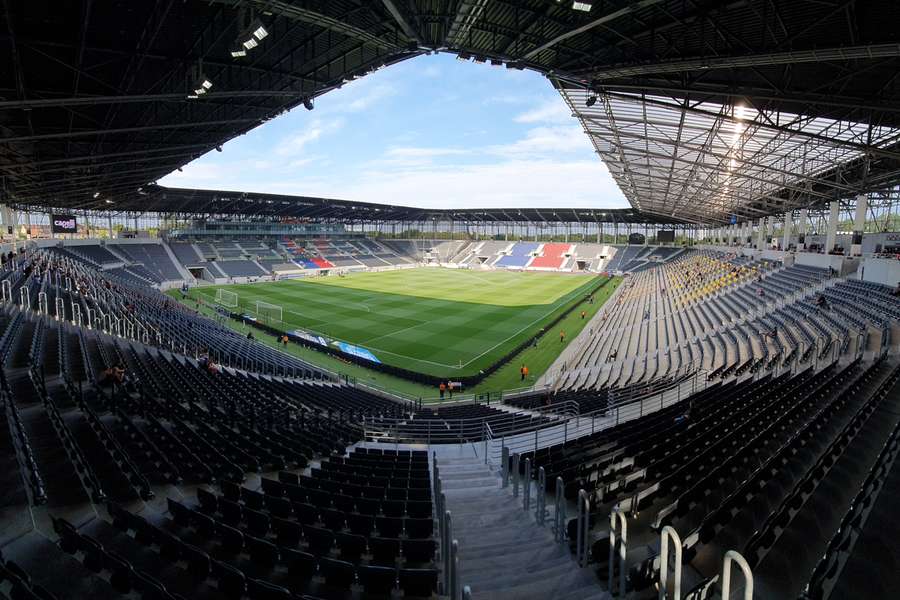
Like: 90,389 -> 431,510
109,244 -> 182,281
494,242 -> 539,268
214,260 -> 267,278
529,243 -> 571,270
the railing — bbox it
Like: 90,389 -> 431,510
486,370 -> 708,467
433,452 -> 467,600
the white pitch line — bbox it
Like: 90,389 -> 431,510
359,319 -> 430,346
457,282 -> 594,368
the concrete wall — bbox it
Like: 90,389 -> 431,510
860,258 -> 900,287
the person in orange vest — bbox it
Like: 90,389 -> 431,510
581,310 -> 586,320
520,364 -> 527,381
523,365 -> 529,381
439,381 -> 446,400
559,330 -> 566,343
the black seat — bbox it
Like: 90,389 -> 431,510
402,539 -> 436,564
212,560 -> 246,600
245,508 -> 270,537
106,550 -> 135,593
382,500 -> 405,518
283,548 -> 317,583
399,568 -> 438,597
248,579 -> 292,600
268,496 -> 292,519
357,498 -> 379,516
243,489 -> 266,511
273,517 -> 302,548
370,537 -> 401,566
192,510 -> 216,539
260,478 -> 285,497
335,532 -> 367,563
321,508 -> 345,532
248,536 -> 279,570
293,502 -> 318,525
320,557 -> 355,589
303,525 -> 334,556
167,498 -> 192,527
219,498 -> 243,526
358,564 -> 397,596
376,516 -> 403,538
183,544 -> 211,581
197,488 -> 218,514
216,522 -> 245,555
405,518 -> 433,539
406,501 -> 432,519
221,480 -> 242,503
348,513 -> 375,536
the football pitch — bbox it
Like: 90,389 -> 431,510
188,268 -> 602,378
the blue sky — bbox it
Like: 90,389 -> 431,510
161,53 -> 627,210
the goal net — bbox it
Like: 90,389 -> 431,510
256,301 -> 283,324
215,289 -> 238,308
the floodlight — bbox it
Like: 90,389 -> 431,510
93,191 -> 100,198
230,48 -> 247,58
572,1 -> 592,11
251,21 -> 268,40
216,146 -> 223,152
586,95 -> 597,107
242,36 -> 258,50
201,79 -> 213,90
303,97 -> 314,111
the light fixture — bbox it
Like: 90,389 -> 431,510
251,21 -> 268,40
93,191 -> 100,198
234,18 -> 268,57
216,146 -> 223,152
104,199 -> 113,204
572,1 -> 593,11
303,97 -> 314,111
586,95 -> 597,107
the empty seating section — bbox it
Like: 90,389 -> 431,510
370,403 -> 553,444
168,242 -> 202,266
495,242 -> 539,268
214,260 -> 266,278
529,243 -> 570,269
553,251 -> 872,394
64,245 -> 120,266
506,356 -> 900,598
109,244 -> 181,281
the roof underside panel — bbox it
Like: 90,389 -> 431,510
560,87 -> 900,224
0,0 -> 420,211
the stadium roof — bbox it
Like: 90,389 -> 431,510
2,0 -> 899,224
85,185 -> 688,225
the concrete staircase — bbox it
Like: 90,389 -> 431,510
438,456 -> 609,600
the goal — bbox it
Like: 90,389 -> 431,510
255,301 -> 283,324
215,289 -> 238,308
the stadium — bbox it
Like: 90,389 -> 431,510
1,1 -> 900,600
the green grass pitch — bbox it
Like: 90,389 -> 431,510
188,268 -> 601,378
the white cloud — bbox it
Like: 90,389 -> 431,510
386,147 -> 467,158
275,117 -> 344,155
488,125 -> 593,159
514,98 -> 573,124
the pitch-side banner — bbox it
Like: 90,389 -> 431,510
333,341 -> 381,364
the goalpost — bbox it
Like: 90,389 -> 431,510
255,301 -> 283,324
215,289 -> 239,308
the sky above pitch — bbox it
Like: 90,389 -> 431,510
160,53 -> 628,209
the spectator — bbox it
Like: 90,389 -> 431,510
246,331 -> 254,340
439,382 -> 446,400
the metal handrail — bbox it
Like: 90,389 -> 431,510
659,526 -> 682,600
609,507 -> 627,597
553,476 -> 566,543
576,488 -> 590,567
721,550 -> 753,600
